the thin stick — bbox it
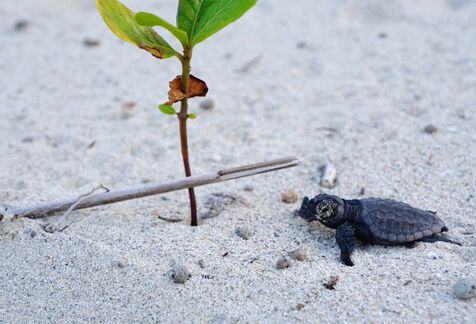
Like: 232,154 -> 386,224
59,185 -> 109,221
1,156 -> 299,221
50,185 -> 110,232
156,215 -> 183,223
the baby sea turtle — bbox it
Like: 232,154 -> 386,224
299,194 -> 461,266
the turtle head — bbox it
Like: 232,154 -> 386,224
299,194 -> 345,228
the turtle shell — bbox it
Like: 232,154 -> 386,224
360,198 -> 446,243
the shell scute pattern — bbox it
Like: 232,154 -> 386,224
402,222 -> 411,234
361,198 -> 443,243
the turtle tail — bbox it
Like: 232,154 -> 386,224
420,234 -> 462,246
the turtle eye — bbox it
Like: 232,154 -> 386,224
316,202 -> 332,219
321,207 -> 331,218
316,201 -> 333,219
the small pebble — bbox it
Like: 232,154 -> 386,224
120,101 -> 137,119
201,192 -> 247,219
116,260 -> 126,269
243,185 -> 254,192
14,20 -> 29,31
198,259 -> 206,269
423,124 -> 438,134
42,223 -> 57,233
453,277 -> 476,300
23,228 -> 37,238
447,126 -> 458,133
427,251 -> 439,260
324,275 -> 339,290
172,265 -> 191,284
289,247 -> 309,262
319,155 -> 337,189
86,141 -> 96,149
199,99 -> 215,110
276,256 -> 291,269
281,191 -> 299,204
295,303 -> 305,310
211,154 -> 222,162
21,136 -> 34,143
235,226 -> 254,240
83,38 -> 100,47
296,42 -> 313,50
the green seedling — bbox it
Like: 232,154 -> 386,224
96,0 -> 257,226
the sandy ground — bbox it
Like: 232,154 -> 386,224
0,0 -> 475,322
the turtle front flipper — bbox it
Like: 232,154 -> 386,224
336,223 -> 356,266
298,196 -> 317,222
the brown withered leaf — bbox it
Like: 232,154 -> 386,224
168,88 -> 185,103
166,75 -> 208,105
139,44 -> 166,59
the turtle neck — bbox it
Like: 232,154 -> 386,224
343,199 -> 362,223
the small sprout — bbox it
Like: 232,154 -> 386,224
159,104 -> 177,115
96,0 -> 257,226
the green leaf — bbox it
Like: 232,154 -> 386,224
188,113 -> 198,119
96,0 -> 177,59
135,12 -> 189,46
159,104 -> 177,115
177,0 -> 257,45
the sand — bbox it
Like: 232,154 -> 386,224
0,0 -> 475,322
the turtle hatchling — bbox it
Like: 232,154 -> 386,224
299,194 -> 461,266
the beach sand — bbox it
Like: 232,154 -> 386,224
0,0 -> 475,322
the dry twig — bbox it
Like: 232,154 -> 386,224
1,156 -> 299,221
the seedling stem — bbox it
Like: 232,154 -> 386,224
178,48 -> 197,226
